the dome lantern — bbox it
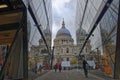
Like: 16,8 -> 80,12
56,19 -> 71,37
62,18 -> 65,28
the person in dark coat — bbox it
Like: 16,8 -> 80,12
58,63 -> 62,72
83,59 -> 88,77
54,64 -> 57,72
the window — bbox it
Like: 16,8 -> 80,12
66,48 -> 69,53
67,57 -> 69,61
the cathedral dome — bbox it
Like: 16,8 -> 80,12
56,20 -> 71,37
56,27 -> 71,37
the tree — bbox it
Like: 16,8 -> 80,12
70,57 -> 77,64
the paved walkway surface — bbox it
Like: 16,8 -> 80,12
28,70 -> 48,80
34,69 -> 108,80
89,69 -> 116,80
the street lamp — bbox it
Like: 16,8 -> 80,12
50,46 -> 54,69
96,48 -> 100,69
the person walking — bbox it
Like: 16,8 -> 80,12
55,62 -> 62,72
45,62 -> 49,71
58,63 -> 62,72
39,65 -> 42,73
54,64 -> 57,72
83,59 -> 88,77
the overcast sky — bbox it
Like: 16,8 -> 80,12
52,0 -> 77,46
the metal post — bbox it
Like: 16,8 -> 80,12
97,48 -> 100,69
51,46 -> 54,69
77,56 -> 78,71
22,9 -> 28,80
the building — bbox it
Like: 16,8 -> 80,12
54,20 -> 74,63
53,19 -> 91,64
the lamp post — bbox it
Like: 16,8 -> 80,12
50,46 -> 54,69
96,48 -> 100,69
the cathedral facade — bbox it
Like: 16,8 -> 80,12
54,20 -> 75,63
53,20 -> 91,64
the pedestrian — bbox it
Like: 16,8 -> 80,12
35,64 -> 37,73
39,65 -> 42,73
58,63 -> 62,72
54,64 -> 57,72
45,62 -> 49,70
82,59 -> 88,77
